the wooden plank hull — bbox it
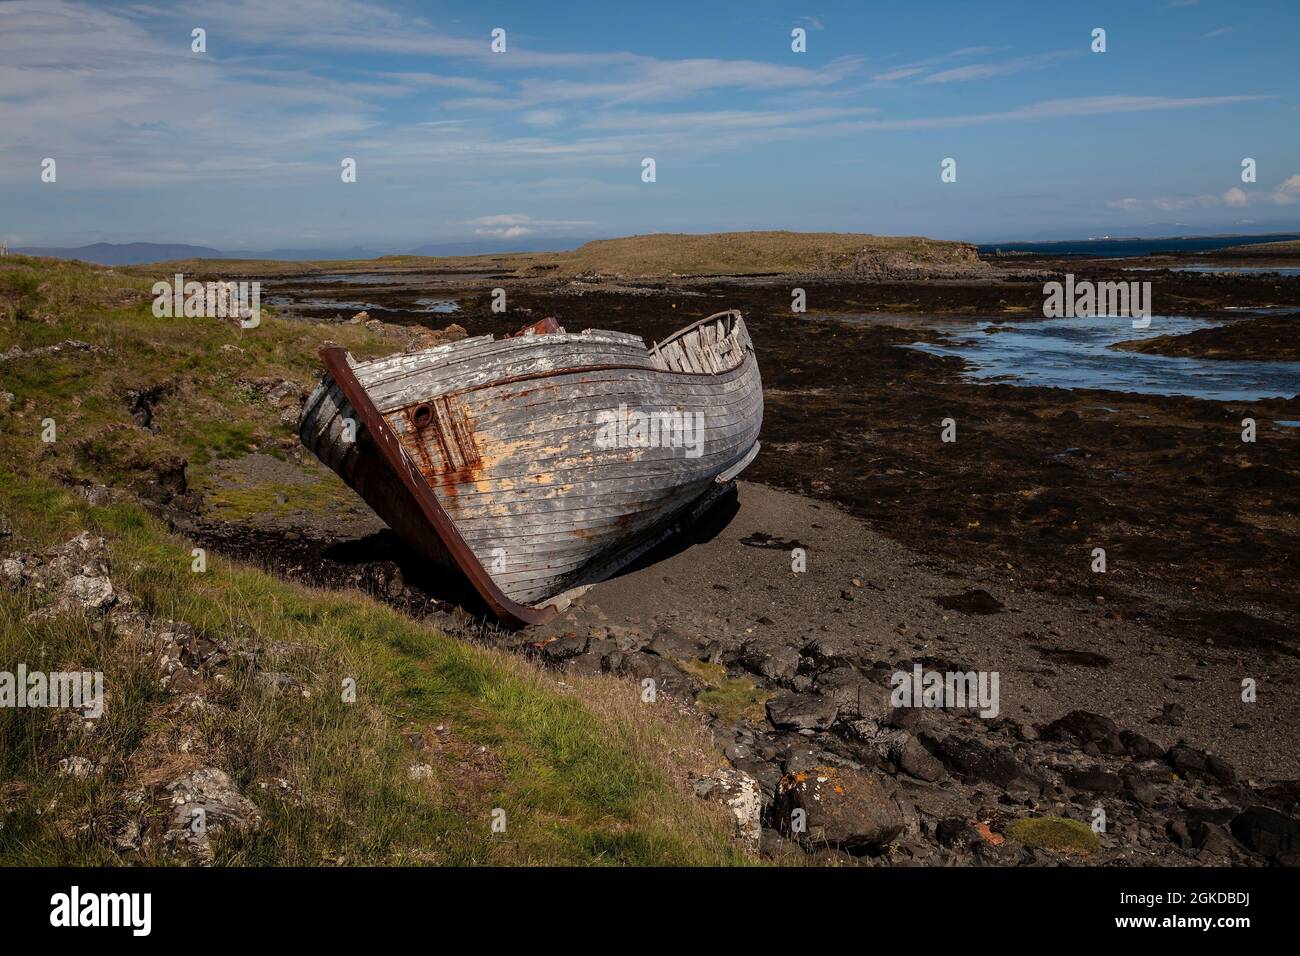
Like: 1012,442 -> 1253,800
299,310 -> 762,625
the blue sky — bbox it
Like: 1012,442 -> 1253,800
2,0 -> 1298,249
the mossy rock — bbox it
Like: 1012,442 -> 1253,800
1005,816 -> 1100,856
678,659 -> 772,725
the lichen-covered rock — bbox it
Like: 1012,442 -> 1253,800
775,766 -> 908,851
162,767 -> 262,864
694,767 -> 762,853
5,531 -> 118,614
57,756 -> 98,778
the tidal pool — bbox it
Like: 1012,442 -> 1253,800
904,314 -> 1300,401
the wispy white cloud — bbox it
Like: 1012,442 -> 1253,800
464,213 -> 596,239
837,94 -> 1270,132
2,0 -> 1291,247
920,49 -> 1081,84
582,106 -> 876,132
1108,174 -> 1300,211
444,57 -> 866,110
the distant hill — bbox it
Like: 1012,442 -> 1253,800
13,237 -> 594,266
555,231 -> 983,277
14,242 -> 225,265
1208,238 -> 1300,256
20,231 -> 981,277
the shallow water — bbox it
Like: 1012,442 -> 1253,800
1125,265 -> 1300,277
286,272 -> 422,285
263,294 -> 460,314
415,297 -> 461,313
904,315 -> 1300,401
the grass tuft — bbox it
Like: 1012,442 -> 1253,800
1004,816 -> 1101,856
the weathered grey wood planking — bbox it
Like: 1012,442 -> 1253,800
300,311 -> 762,607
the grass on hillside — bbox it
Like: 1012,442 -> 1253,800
0,255 -> 749,866
554,231 -> 980,277
116,230 -> 978,280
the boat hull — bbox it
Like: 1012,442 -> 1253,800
299,311 -> 762,625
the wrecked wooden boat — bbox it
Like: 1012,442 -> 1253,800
299,310 -> 762,626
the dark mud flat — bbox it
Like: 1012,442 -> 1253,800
208,261 -> 1300,864
249,258 -> 1300,700
483,278 -> 1300,644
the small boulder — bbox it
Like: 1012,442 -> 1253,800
162,767 -> 262,864
897,734 -> 946,782
646,625 -> 704,662
738,636 -> 799,683
765,692 -> 837,732
1230,806 -> 1299,862
934,735 -> 1035,789
775,766 -> 908,851
693,767 -> 762,854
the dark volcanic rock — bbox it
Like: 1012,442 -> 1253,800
738,635 -> 800,683
935,588 -> 1004,614
800,635 -> 861,670
645,624 -> 704,661
813,666 -> 890,723
614,651 -> 692,696
1151,702 -> 1186,726
897,734 -> 947,782
1063,767 -> 1124,794
1039,710 -> 1135,755
1033,646 -> 1111,668
540,634 -> 588,662
1119,730 -> 1166,760
1230,806 -> 1299,862
1167,744 -> 1236,784
935,817 -> 981,850
766,692 -> 838,731
934,735 -> 1035,789
1041,710 -> 1118,745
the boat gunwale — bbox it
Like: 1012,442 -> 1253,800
425,351 -> 755,405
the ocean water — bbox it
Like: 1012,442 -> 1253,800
978,235 -> 1300,257
904,314 -> 1300,401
